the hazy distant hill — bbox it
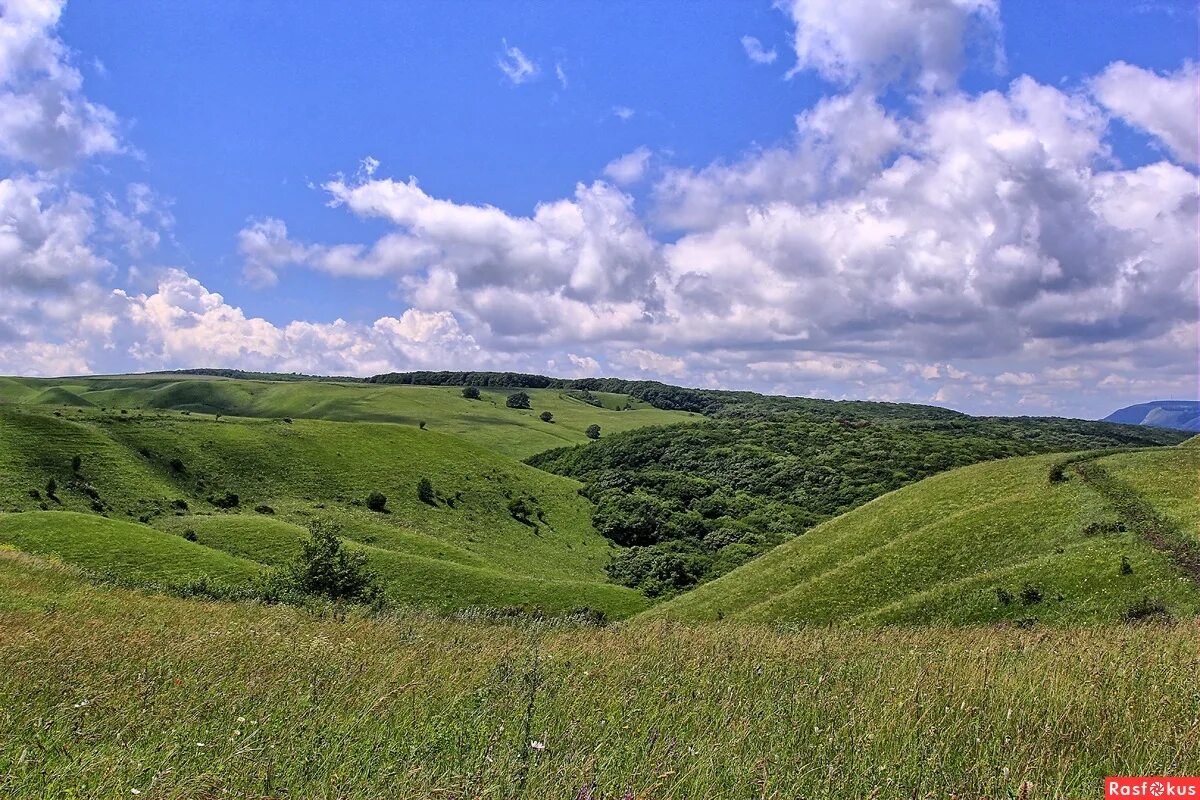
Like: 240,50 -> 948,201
1103,400 -> 1200,432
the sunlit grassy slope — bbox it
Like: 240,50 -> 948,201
0,374 -> 693,459
2,550 -> 1199,799
0,405 -> 647,616
649,447 -> 1200,625
0,512 -> 262,587
1097,441 -> 1199,543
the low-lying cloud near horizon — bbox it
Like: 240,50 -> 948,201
0,0 -> 1196,419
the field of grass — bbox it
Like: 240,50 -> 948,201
649,447 -> 1200,625
1097,443 -> 1199,544
0,404 -> 648,617
0,512 -> 261,587
0,375 -> 694,460
0,550 -> 1197,799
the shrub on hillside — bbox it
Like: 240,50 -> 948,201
417,477 -> 436,504
366,492 -> 388,512
255,504 -> 276,515
506,391 -> 531,409
210,491 -> 239,509
71,455 -> 82,473
507,496 -> 535,524
540,411 -> 554,423
1121,596 -> 1169,624
585,424 -> 601,440
461,386 -> 480,400
1019,583 -> 1043,605
287,520 -> 379,603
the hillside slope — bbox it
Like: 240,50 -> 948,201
647,446 -> 1200,625
0,375 -> 692,460
0,405 -> 647,616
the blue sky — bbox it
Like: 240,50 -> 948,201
1,0 -> 1197,418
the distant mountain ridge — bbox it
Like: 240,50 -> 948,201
1103,400 -> 1200,432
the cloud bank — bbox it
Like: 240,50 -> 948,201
0,0 -> 1195,419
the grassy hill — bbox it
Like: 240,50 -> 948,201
0,512 -> 262,587
0,375 -> 692,460
2,549 -> 1199,798
0,404 -> 647,617
648,445 -> 1200,625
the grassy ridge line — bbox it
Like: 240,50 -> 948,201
0,512 -> 650,618
156,513 -> 648,616
1075,459 -> 1200,582
0,512 -> 262,587
1097,445 -> 1200,543
0,376 -> 693,460
648,450 -> 1200,625
2,550 -> 1199,799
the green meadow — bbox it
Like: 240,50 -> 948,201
1,551 -> 1198,799
0,372 -> 1198,798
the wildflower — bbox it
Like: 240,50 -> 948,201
530,739 -> 546,751
131,791 -> 141,796
237,716 -> 246,723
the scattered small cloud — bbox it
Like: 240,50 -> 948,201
497,39 -> 538,85
555,62 -> 568,89
741,35 -> 778,65
612,106 -> 635,121
604,147 -> 652,185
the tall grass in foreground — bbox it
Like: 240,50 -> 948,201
1,554 -> 1198,799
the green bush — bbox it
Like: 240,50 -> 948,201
461,386 -> 480,400
417,478 -> 435,505
287,520 -> 379,603
585,424 -> 601,440
505,391 -> 531,410
1122,596 -> 1169,624
366,492 -> 387,512
210,491 -> 239,509
540,411 -> 554,423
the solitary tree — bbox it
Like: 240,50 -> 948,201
539,411 -> 554,423
506,391 -> 531,409
461,386 -> 480,400
585,424 -> 601,440
417,477 -> 436,504
288,521 -> 378,602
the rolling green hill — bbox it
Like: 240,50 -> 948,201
0,404 -> 647,617
647,445 -> 1200,625
0,375 -> 692,460
0,512 -> 262,587
0,372 -> 1192,625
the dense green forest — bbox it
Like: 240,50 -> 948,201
530,416 -> 1187,596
